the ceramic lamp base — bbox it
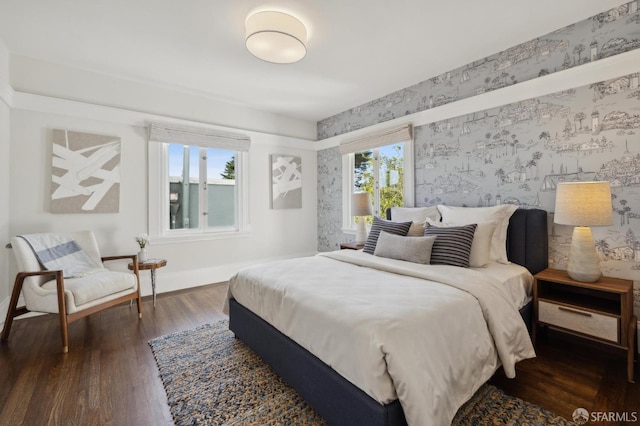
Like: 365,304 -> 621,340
355,218 -> 368,244
567,226 -> 601,282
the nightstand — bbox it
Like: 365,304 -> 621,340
533,268 -> 637,383
339,242 -> 364,250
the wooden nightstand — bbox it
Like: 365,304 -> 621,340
339,242 -> 364,250
533,268 -> 637,383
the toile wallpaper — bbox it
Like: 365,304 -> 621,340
318,1 -> 640,141
315,2 -> 640,309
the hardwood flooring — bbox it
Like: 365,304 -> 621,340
0,283 -> 637,425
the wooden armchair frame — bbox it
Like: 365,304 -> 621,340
1,255 -> 142,353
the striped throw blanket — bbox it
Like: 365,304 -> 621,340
19,233 -> 104,278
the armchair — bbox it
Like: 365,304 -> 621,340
1,231 -> 142,353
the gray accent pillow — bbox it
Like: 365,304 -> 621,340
373,231 -> 437,264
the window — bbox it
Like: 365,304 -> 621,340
149,123 -> 250,242
341,125 -> 414,231
168,144 -> 238,231
353,143 -> 405,218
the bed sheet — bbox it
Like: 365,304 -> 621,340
472,262 -> 533,309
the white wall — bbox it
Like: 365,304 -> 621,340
7,101 -> 318,301
0,39 -> 11,316
10,55 -> 316,141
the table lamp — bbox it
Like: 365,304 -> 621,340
554,181 -> 612,282
352,192 -> 373,244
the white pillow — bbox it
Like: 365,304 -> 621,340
390,206 -> 441,223
426,218 -> 497,267
437,205 -> 518,264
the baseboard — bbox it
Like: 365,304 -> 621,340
129,251 -> 319,299
0,252 -> 318,328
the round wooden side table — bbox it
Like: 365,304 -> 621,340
128,258 -> 167,307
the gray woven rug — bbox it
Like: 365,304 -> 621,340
149,320 -> 571,426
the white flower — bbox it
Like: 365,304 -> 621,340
135,233 -> 150,249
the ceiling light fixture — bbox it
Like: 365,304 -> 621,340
245,11 -> 307,64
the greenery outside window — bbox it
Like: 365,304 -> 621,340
341,125 -> 414,232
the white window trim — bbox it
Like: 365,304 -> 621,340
341,139 -> 414,233
148,142 -> 251,244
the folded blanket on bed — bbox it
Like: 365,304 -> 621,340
19,233 -> 104,278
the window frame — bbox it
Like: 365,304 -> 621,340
341,139 -> 414,233
148,142 -> 251,244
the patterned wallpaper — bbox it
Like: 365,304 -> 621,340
315,2 -> 640,308
318,1 -> 640,140
317,147 -> 347,251
412,72 -> 640,281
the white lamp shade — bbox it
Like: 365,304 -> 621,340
554,181 -> 612,226
352,192 -> 373,217
245,11 -> 307,64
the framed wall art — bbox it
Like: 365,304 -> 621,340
270,154 -> 302,209
51,129 -> 121,213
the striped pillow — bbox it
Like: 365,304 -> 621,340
363,216 -> 412,255
424,223 -> 477,268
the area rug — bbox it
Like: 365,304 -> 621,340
149,320 -> 571,425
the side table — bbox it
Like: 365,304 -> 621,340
128,258 -> 167,308
533,268 -> 636,383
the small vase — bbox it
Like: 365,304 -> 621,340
138,248 -> 148,263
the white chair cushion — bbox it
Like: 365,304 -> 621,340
42,271 -> 136,307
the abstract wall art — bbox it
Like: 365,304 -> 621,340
51,129 -> 121,214
271,154 -> 302,209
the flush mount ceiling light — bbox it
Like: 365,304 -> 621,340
245,11 -> 307,64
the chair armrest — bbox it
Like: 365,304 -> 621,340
17,270 -> 63,280
102,254 -> 140,276
102,254 -> 137,263
16,270 -> 64,292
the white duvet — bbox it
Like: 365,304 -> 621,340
225,250 -> 535,426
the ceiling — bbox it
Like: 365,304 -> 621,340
0,0 -> 630,123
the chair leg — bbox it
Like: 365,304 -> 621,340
136,295 -> 142,319
55,272 -> 69,353
134,269 -> 142,319
1,274 -> 26,342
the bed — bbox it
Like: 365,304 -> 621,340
227,207 -> 548,426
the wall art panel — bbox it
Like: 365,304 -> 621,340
51,129 -> 121,214
271,154 -> 302,209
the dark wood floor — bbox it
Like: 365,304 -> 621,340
1,283 -> 637,425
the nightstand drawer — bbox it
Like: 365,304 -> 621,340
538,300 -> 619,343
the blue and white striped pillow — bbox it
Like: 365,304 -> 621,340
363,216 -> 412,255
424,223 -> 477,268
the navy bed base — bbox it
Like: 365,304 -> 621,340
229,208 -> 548,426
229,299 -> 406,426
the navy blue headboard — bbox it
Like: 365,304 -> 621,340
386,207 -> 549,275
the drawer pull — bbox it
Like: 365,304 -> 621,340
558,306 -> 592,317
